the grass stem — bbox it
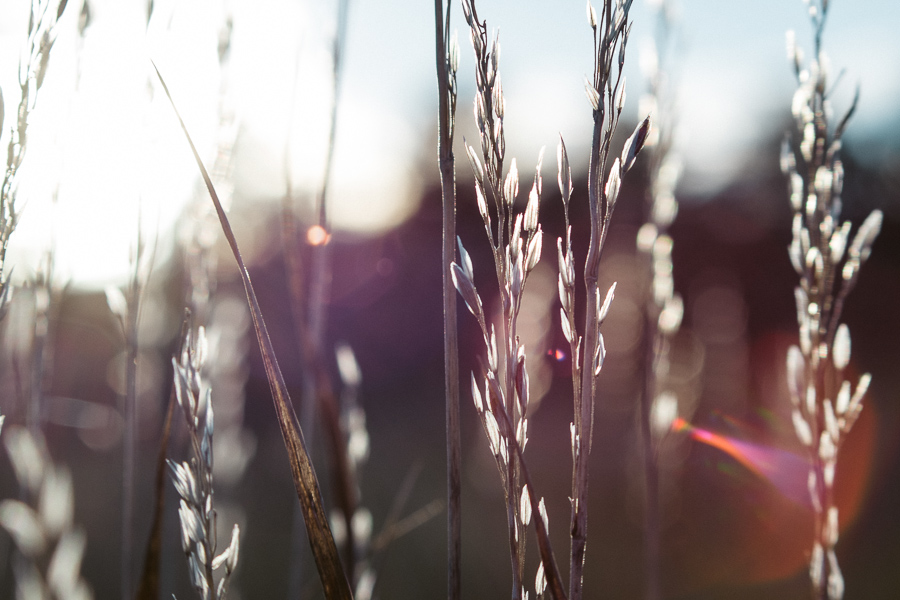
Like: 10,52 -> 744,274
434,2 -> 461,598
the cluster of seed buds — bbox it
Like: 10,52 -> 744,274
332,342 -> 379,596
635,0 -> 684,439
583,0 -> 650,178
782,3 -> 881,599
555,138 -> 621,407
334,344 -> 370,505
455,2 -> 547,596
0,425 -> 93,600
453,203 -> 543,596
169,323 -> 240,600
0,0 -> 70,318
637,225 -> 683,436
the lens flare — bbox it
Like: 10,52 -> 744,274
306,225 -> 331,246
672,405 -> 876,588
672,416 -> 810,506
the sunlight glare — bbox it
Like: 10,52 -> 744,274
1,0 -> 220,289
306,224 -> 330,246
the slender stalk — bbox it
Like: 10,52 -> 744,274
307,0 -> 349,350
122,232 -> 140,600
135,385 -> 175,600
565,3 -> 646,598
636,5 -> 682,597
569,112 -> 604,600
639,326 -> 660,600
27,252 -> 54,434
122,218 -> 155,600
434,2 -> 460,598
281,29 -> 316,600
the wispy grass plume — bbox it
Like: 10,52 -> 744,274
455,2 -> 568,598
781,1 -> 881,598
168,319 -> 240,599
0,425 -> 93,600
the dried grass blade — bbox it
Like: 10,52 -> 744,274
152,62 -> 353,600
135,388 -> 175,600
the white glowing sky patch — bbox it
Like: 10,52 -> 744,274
0,0 -> 425,289
327,96 -> 423,234
0,0 -> 896,288
1,0 -> 222,288
234,0 -> 424,236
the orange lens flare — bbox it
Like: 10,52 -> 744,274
306,225 -> 331,246
671,417 -> 809,505
672,408 -> 876,588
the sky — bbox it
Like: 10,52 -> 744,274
0,0 -> 897,288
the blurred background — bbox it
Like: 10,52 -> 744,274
0,0 -> 898,598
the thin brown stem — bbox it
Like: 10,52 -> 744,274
569,4 -> 639,596
435,1 -> 461,598
135,384 -> 175,600
121,220 -> 146,600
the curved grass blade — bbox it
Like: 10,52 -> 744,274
152,61 -> 353,600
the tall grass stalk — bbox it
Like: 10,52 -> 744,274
110,4 -> 163,596
136,382 -> 175,600
635,2 -> 683,598
433,1 -> 461,598
457,0 -> 541,594
558,2 -> 649,598
105,218 -> 154,600
455,2 -> 570,598
780,2 -> 881,599
27,254 -> 55,433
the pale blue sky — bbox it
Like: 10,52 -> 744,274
338,0 -> 899,193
